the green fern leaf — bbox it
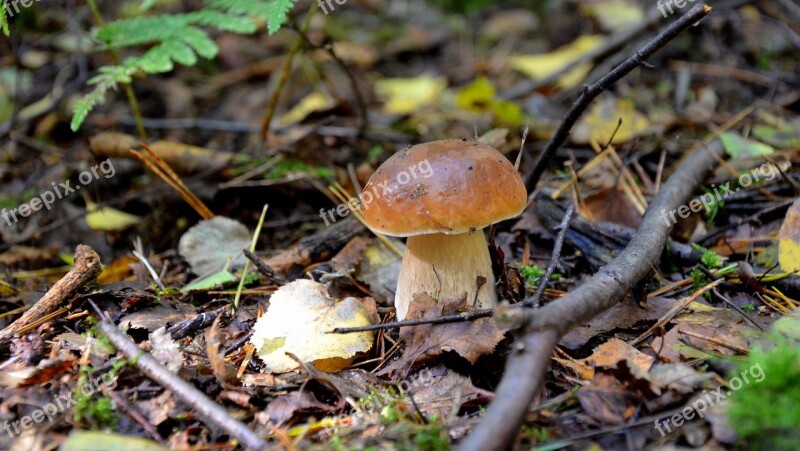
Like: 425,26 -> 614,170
209,0 -> 296,35
1,1 -> 9,36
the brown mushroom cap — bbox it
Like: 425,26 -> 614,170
361,139 -> 527,237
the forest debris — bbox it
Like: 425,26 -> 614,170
578,338 -> 654,377
250,280 -> 374,373
560,297 -> 674,349
572,97 -> 651,144
97,319 -> 268,450
263,391 -> 337,426
509,35 -> 603,89
206,316 -> 238,386
779,198 -> 800,273
119,305 -> 195,332
150,327 -> 184,373
408,368 -> 494,418
178,216 -> 250,277
279,90 -> 337,126
374,75 -> 447,115
0,245 -> 101,352
720,131 -> 775,158
576,373 -> 632,424
382,293 -> 506,376
61,431 -> 167,451
89,132 -> 233,174
84,201 -> 140,232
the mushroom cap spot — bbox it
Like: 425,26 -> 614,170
361,139 -> 527,237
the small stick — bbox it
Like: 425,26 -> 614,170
520,204 -> 575,308
0,245 -> 102,351
97,319 -> 268,450
631,278 -> 723,346
524,4 -> 713,193
243,249 -> 287,285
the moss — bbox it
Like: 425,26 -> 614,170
728,320 -> 800,448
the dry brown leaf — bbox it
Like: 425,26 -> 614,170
580,188 -> 643,228
576,373 -> 633,425
206,316 -> 238,386
262,391 -> 336,426
576,338 -> 654,380
561,297 -> 674,349
383,293 -> 507,375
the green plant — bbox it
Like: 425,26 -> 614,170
691,243 -> 724,269
71,0 -> 298,131
1,2 -> 8,36
520,264 -> 560,286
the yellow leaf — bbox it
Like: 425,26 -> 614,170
279,91 -> 337,126
375,75 -> 447,115
85,201 -> 140,232
779,199 -> 800,273
572,97 -> 651,144
250,280 -> 374,373
510,35 -> 604,89
580,1 -> 644,31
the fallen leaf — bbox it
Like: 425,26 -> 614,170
580,0 -> 644,31
579,338 -> 654,375
61,431 -> 166,451
580,187 -> 643,228
383,293 -> 507,375
752,123 -> 800,148
510,35 -> 604,89
206,316 -> 238,386
561,297 -> 674,349
720,132 -> 775,158
374,75 -> 447,115
576,373 -> 632,425
178,216 -> 250,277
250,280 -> 374,373
279,91 -> 337,126
85,201 -> 140,232
150,327 -> 184,373
263,391 -> 337,426
572,97 -> 651,144
779,199 -> 800,273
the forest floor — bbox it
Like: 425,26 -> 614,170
1,0 -> 799,449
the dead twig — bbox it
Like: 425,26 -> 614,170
524,4 -> 713,194
520,205 -> 575,308
0,245 -> 102,352
97,319 -> 269,450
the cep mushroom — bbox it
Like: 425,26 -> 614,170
361,139 -> 527,320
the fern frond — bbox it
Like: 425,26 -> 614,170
71,0 -> 299,131
209,0 -> 295,35
1,1 -> 9,36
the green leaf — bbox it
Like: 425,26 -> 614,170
720,132 -> 775,158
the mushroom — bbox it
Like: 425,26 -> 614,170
361,139 -> 527,320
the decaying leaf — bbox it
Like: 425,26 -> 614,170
779,199 -> 800,273
279,91 -> 337,126
178,216 -> 250,277
250,280 -> 374,373
510,35 -> 603,89
578,338 -> 654,377
572,97 -> 651,144
383,293 -> 507,375
61,431 -> 166,451
576,373 -> 632,425
85,201 -> 140,232
206,316 -> 238,386
580,0 -> 644,31
262,391 -> 337,426
374,75 -> 447,115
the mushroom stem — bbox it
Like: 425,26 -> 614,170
394,231 -> 497,320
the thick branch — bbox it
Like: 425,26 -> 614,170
524,4 -> 712,193
0,245 -> 102,351
460,138 -> 724,449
